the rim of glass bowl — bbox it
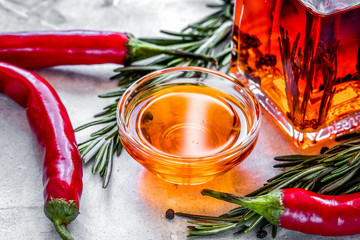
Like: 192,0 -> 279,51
116,66 -> 261,164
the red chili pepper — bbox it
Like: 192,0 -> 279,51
0,30 -> 215,69
0,62 -> 82,240
202,188 -> 360,236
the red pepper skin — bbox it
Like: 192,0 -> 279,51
0,30 -> 128,68
280,188 -> 360,236
0,62 -> 82,239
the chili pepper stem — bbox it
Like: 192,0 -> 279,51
201,189 -> 284,225
125,34 -> 217,66
54,220 -> 74,240
44,199 -> 79,240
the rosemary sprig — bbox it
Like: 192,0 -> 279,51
177,132 -> 360,238
75,0 -> 234,187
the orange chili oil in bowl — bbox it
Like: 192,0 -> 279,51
117,66 -> 261,185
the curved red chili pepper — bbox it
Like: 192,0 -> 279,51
0,62 -> 82,240
0,30 -> 215,69
201,188 -> 360,236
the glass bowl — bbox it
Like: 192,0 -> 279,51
117,66 -> 261,185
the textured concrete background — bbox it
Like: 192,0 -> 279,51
0,0 -> 357,239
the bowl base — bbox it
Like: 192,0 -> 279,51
155,173 -> 215,185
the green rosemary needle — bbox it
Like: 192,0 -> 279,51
75,0 -> 234,188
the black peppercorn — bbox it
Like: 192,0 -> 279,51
320,146 -> 329,154
256,229 -> 267,239
142,111 -> 153,124
241,33 -> 261,49
165,209 -> 175,219
258,54 -> 277,67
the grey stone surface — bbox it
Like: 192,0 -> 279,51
0,0 -> 357,239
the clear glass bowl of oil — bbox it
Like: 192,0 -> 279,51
117,66 -> 261,185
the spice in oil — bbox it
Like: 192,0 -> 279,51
231,0 -> 360,131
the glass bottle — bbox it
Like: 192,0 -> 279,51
231,0 -> 360,148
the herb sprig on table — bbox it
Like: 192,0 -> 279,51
75,0 -> 234,188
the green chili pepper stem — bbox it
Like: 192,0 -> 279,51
126,35 -> 217,66
44,199 -> 79,240
201,189 -> 284,226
